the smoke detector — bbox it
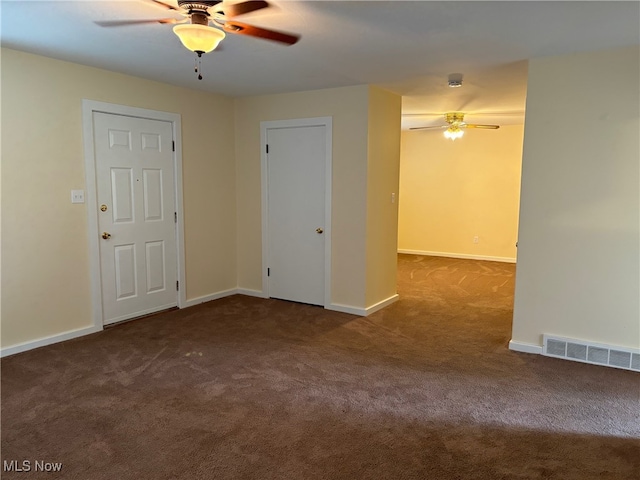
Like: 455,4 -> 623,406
448,73 -> 463,88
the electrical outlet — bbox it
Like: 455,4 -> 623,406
71,190 -> 85,204
473,235 -> 479,244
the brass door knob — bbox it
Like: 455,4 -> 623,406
102,232 -> 111,240
316,228 -> 324,234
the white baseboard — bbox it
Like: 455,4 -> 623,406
183,288 -> 238,308
508,340 -> 543,355
328,293 -> 399,317
398,249 -> 516,264
183,287 -> 269,308
2,287 -> 249,357
327,304 -> 365,316
236,288 -> 268,299
365,294 -> 399,315
1,325 -> 103,358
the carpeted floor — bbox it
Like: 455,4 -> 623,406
2,254 -> 639,479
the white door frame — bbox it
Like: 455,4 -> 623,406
82,100 -> 186,329
260,117 -> 333,307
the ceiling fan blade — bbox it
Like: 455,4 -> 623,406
148,0 -> 180,11
223,20 -> 300,45
223,1 -> 270,18
402,113 -> 445,117
409,125 -> 448,131
95,18 -> 180,27
464,124 -> 500,129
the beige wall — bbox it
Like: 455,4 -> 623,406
234,85 -> 371,308
2,52 -> 402,350
365,86 -> 401,306
398,125 -> 524,261
5,44 -> 636,355
1,48 -> 237,348
512,45 -> 640,349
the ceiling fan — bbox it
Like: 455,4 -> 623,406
410,112 -> 500,140
96,1 -> 300,79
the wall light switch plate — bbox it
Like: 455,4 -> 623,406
71,190 -> 85,204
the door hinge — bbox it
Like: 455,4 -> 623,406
172,141 -> 175,152
266,144 -> 269,154
174,212 -> 177,223
176,281 -> 179,291
267,268 -> 270,277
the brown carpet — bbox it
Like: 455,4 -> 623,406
2,254 -> 639,479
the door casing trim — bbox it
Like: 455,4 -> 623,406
82,100 -> 186,329
260,117 -> 333,307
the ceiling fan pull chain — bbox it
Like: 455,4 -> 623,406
195,52 -> 203,80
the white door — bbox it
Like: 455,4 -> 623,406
266,125 -> 327,306
93,112 -> 178,325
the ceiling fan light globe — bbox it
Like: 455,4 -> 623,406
444,127 -> 464,140
173,24 -> 225,53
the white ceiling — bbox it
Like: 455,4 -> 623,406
1,1 -> 638,129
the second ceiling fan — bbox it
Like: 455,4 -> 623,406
410,112 -> 500,140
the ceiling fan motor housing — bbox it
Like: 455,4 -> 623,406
445,112 -> 465,125
178,1 -> 222,13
